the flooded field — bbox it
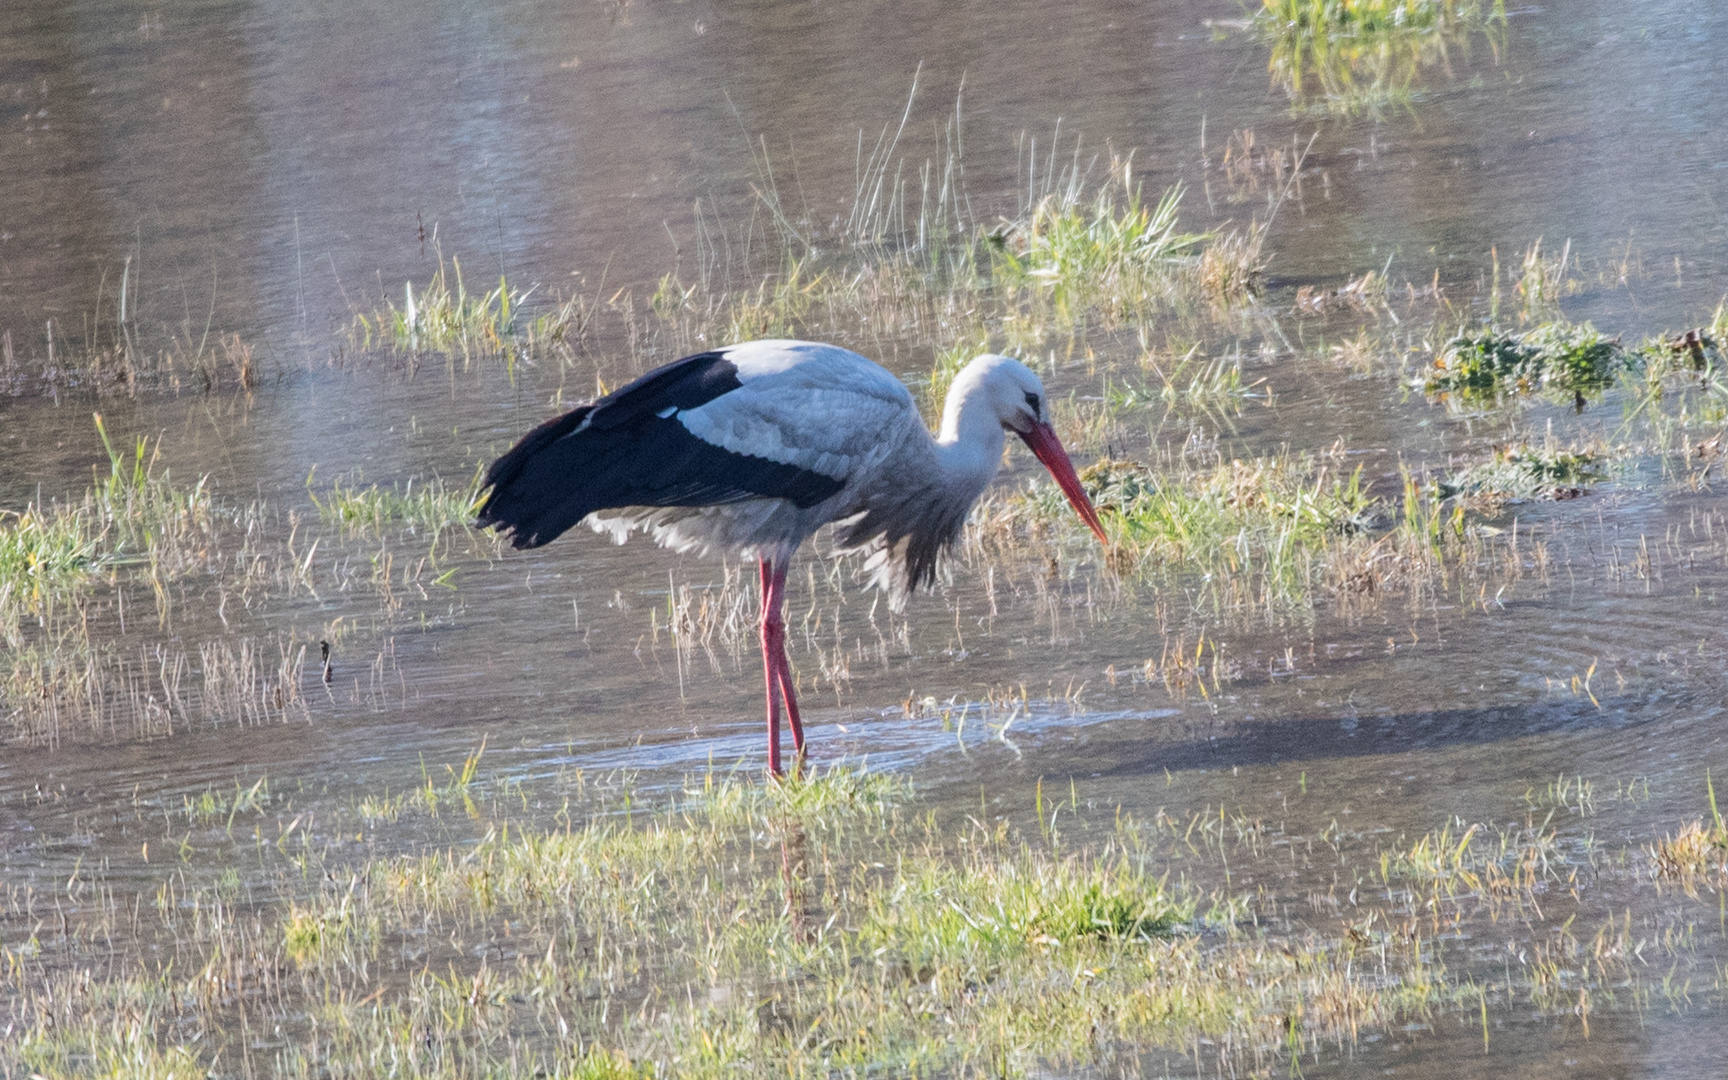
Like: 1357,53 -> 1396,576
3,0 -> 1728,1076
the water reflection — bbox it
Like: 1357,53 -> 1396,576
1251,0 -> 1506,117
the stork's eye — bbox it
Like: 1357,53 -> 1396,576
1023,391 -> 1041,416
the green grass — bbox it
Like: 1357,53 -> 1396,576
967,442 -> 1567,618
979,453 -> 1408,614
1254,0 -> 1506,115
1422,308 -> 1728,437
1,770 -> 1467,1079
1078,455 -> 1378,549
1259,0 -> 1498,34
1434,443 -> 1607,501
308,470 -> 484,536
0,505 -> 97,624
88,413 -> 221,555
644,132 -> 1262,373
1423,321 -> 1629,405
920,329 -> 993,422
991,159 -> 1209,318
0,415 -> 221,643
351,253 -> 591,366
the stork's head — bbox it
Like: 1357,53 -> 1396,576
948,354 -> 1109,545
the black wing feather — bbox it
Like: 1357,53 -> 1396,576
476,351 -> 845,549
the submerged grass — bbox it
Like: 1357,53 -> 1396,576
309,470 -> 485,537
1423,321 -> 1628,405
0,415 -> 223,643
1,293 -> 268,398
350,252 -> 594,369
1378,815 -> 1570,922
972,450 -> 1477,616
1254,0 -> 1506,115
1652,774 -> 1728,889
1,412 -> 494,745
1434,442 -> 1607,503
2,769 -> 1471,1079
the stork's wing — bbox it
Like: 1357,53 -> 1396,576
477,343 -> 913,550
673,340 -> 916,484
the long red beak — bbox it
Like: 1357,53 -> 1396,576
1017,421 -> 1109,545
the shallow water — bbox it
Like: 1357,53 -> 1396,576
5,0 -> 1728,1075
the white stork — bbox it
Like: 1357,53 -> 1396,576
478,339 -> 1107,776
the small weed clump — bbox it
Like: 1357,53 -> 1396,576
1434,443 -> 1606,503
1119,344 -> 1269,423
0,416 -> 222,643
1630,315 -> 1728,391
991,160 -> 1210,317
309,472 -> 483,537
1423,321 -> 1628,405
1654,820 -> 1728,882
0,507 -> 96,620
1652,775 -> 1728,888
350,253 -> 591,368
1254,0 -> 1506,115
1378,817 -> 1566,916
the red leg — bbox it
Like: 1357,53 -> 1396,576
758,557 -> 805,778
778,653 -> 805,758
759,559 -> 784,777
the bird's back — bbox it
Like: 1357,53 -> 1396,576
477,341 -> 923,552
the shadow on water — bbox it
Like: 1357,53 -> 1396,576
1091,695 -> 1718,779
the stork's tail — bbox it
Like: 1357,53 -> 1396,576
475,406 -> 596,549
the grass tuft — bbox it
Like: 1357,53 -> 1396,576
351,253 -> 591,366
0,507 -> 97,617
1423,321 -> 1628,405
1254,0 -> 1506,115
309,471 -> 484,536
992,158 -> 1208,318
1,415 -> 222,643
1434,443 -> 1606,502
1652,773 -> 1728,886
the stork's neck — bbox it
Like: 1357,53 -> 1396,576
934,380 -> 1008,489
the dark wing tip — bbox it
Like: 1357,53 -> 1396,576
473,405 -> 598,548
473,497 -> 555,550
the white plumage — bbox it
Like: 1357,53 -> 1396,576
479,339 -> 1107,775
